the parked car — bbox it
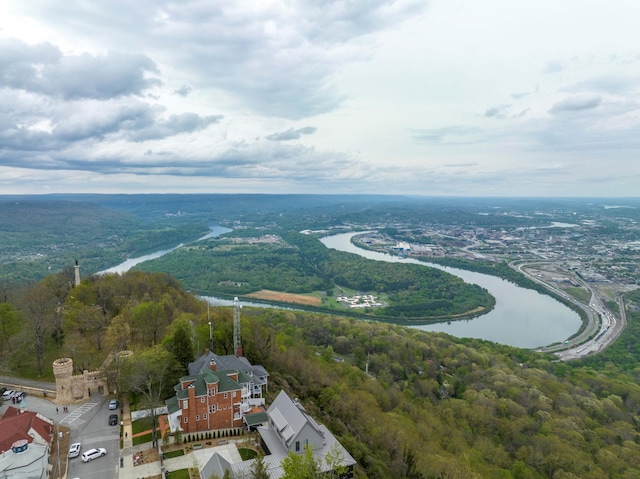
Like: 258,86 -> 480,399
108,399 -> 119,410
14,392 -> 26,401
108,414 -> 118,426
1,390 -> 14,401
81,448 -> 106,462
68,442 -> 82,458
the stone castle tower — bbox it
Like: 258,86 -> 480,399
52,357 -> 74,404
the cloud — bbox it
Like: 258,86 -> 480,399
564,75 -> 640,95
6,1 -> 427,119
173,85 -> 192,97
484,104 -> 511,119
549,95 -> 602,113
543,61 -> 565,74
0,39 -> 159,99
127,113 -> 223,141
266,126 -> 317,141
412,126 -> 483,145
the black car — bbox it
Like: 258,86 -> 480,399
109,414 -> 118,426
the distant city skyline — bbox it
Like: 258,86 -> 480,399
1,1 -> 639,197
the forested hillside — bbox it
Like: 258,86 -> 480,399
0,199 -> 209,286
2,270 -> 640,478
135,231 -> 495,321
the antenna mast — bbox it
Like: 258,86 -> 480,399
233,297 -> 242,357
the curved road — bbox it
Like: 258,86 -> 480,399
511,261 -> 625,360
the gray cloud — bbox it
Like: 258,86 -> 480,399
0,39 -> 159,99
484,104 -> 511,119
10,1 -> 426,119
174,85 -> 192,97
549,95 -> 602,113
127,113 -> 223,141
266,126 -> 317,141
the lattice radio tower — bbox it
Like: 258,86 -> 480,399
233,296 -> 242,357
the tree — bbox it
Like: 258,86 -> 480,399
250,453 -> 270,479
18,282 -> 56,376
0,302 -> 19,359
281,446 -> 319,479
123,344 -> 182,447
42,270 -> 74,348
166,317 -> 195,374
324,443 -> 348,479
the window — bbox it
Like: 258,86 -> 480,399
203,414 -> 207,419
232,391 -> 236,398
201,397 -> 205,403
224,393 -> 228,399
183,400 -> 188,409
295,441 -> 300,452
196,415 -> 200,421
210,388 -> 215,396
184,417 -> 188,423
210,405 -> 216,413
304,439 -> 308,448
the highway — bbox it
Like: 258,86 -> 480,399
510,261 -> 625,361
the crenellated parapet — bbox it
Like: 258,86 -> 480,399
53,352 -> 120,403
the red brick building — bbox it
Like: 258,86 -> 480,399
166,365 -> 252,434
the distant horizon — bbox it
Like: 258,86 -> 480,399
1,193 -> 639,200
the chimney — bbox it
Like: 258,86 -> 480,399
209,358 -> 217,372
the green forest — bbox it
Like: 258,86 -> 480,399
2,269 -> 640,478
133,230 -> 494,321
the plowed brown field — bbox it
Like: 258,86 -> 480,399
245,289 -> 321,305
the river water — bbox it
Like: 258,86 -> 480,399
320,232 -> 581,349
101,226 -> 580,349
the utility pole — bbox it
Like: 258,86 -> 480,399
233,297 -> 242,357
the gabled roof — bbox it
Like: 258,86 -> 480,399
174,369 -> 242,399
0,408 -> 53,454
188,350 -> 269,382
201,451 -> 232,479
268,390 -> 323,442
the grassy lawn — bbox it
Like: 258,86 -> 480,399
166,468 -> 190,479
238,448 -> 258,460
133,432 -> 152,446
132,417 -> 157,434
164,449 -> 185,459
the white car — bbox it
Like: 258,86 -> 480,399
68,442 -> 81,458
81,448 -> 106,462
108,399 -> 119,410
1,390 -> 15,401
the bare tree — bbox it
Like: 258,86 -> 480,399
123,345 -> 181,447
18,282 -> 56,376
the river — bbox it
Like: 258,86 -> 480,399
101,227 -> 581,349
320,232 -> 581,349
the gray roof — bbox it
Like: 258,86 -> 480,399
201,451 -> 232,479
188,351 -> 269,383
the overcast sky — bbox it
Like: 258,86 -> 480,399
1,1 -> 639,196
